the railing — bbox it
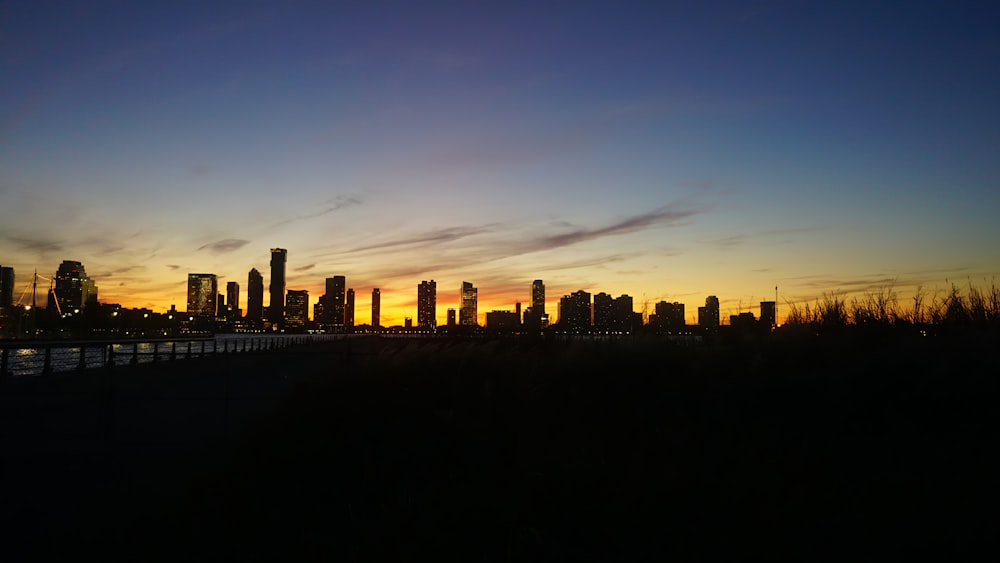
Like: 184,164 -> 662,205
0,335 -> 330,377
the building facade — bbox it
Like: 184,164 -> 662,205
372,288 -> 380,328
268,248 -> 287,326
417,280 -> 437,329
285,289 -> 309,329
698,295 -> 720,336
54,260 -> 96,313
531,279 -> 545,316
345,288 -> 355,328
186,274 -> 218,317
558,290 -> 591,333
247,268 -> 264,324
459,281 -> 477,326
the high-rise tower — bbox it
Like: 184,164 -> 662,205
54,260 -> 96,313
268,248 -> 287,326
345,288 -> 355,328
460,281 -> 478,326
247,268 -> 264,323
285,289 -> 309,329
372,288 -> 381,328
187,274 -> 218,317
417,280 -> 437,329
531,279 -> 545,316
226,281 -> 240,316
329,276 -> 346,326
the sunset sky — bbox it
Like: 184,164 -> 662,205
2,1 -> 998,326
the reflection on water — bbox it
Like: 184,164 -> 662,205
2,335 -> 322,377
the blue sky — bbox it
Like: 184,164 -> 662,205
2,0 -> 998,324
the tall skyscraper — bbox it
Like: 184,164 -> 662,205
329,276 -> 346,326
345,288 -> 355,327
285,289 -> 309,329
54,260 -> 96,313
247,268 -> 264,323
226,281 -> 240,315
417,280 -> 437,329
531,279 -> 545,316
460,281 -> 478,326
187,274 -> 218,317
268,248 -> 287,326
371,288 -> 380,328
523,279 -> 548,332
0,266 -> 14,309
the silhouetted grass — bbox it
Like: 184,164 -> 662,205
784,281 -> 1000,334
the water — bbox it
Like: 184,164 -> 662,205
1,334 -> 320,377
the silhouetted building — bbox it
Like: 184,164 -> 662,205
559,290 -> 591,333
532,279 -> 545,316
268,248 -> 287,326
186,274 -> 218,317
372,288 -> 380,328
55,260 -> 96,313
460,281 -> 477,326
313,301 -> 324,325
316,276 -> 346,329
447,308 -> 456,326
285,289 -> 309,329
486,309 -> 520,335
594,292 -> 613,332
653,301 -> 685,333
698,295 -> 720,336
0,266 -> 13,309
730,311 -> 757,329
418,280 -> 437,329
247,268 -> 264,324
227,281 -> 240,316
760,300 -> 776,330
610,294 -> 635,333
346,288 -> 355,328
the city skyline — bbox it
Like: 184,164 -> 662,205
2,2 -> 998,327
1,253 -> 777,328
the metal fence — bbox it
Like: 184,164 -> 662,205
0,335 -> 326,377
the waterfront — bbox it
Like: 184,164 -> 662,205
0,334 -> 338,377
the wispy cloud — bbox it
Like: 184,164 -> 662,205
294,263 -> 315,272
3,235 -> 64,253
542,254 -> 632,272
271,195 -> 364,229
198,238 -> 250,253
529,204 -> 701,252
347,224 -> 498,253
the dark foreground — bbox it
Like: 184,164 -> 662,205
2,334 -> 995,561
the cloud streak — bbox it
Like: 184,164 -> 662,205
346,224 -> 499,254
270,195 -> 364,229
528,204 -> 702,253
2,235 -> 64,254
198,239 -> 250,253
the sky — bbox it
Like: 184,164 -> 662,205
2,0 -> 999,326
